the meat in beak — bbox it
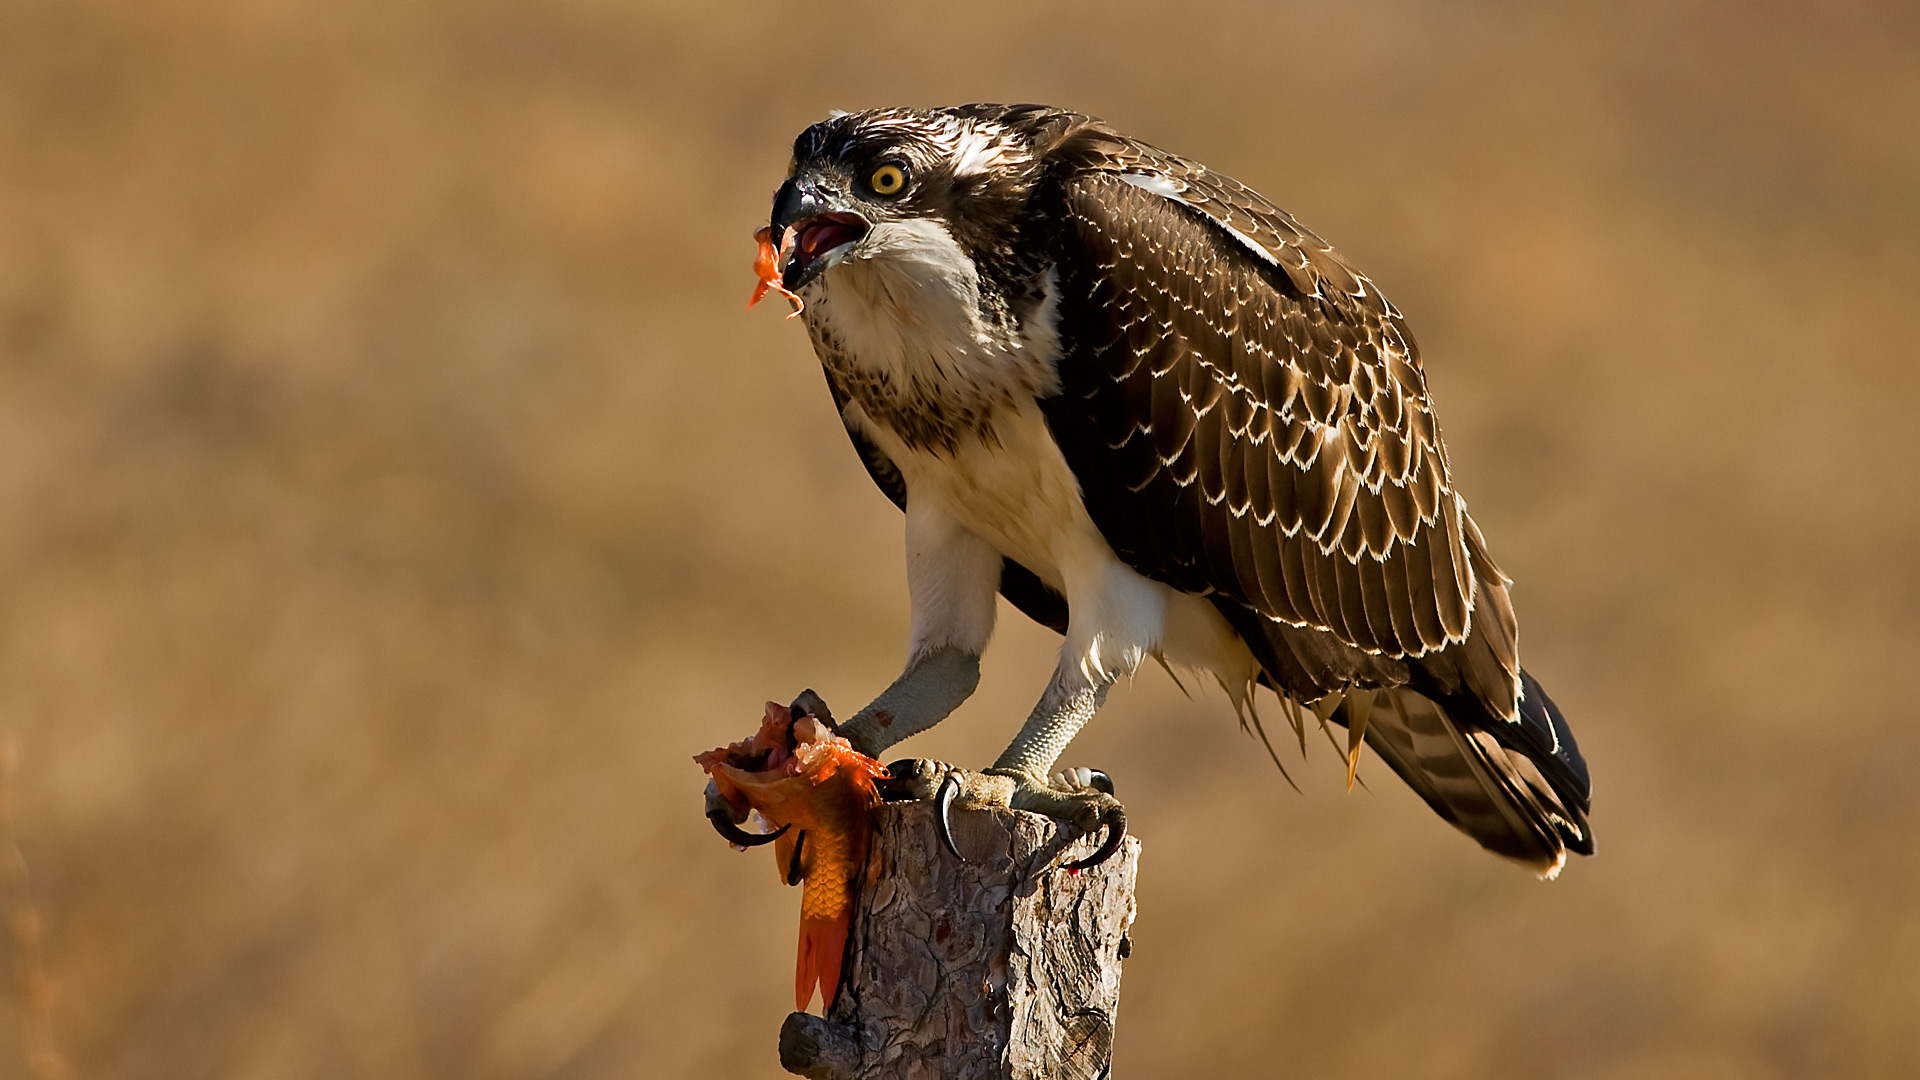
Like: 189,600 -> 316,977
769,178 -> 869,292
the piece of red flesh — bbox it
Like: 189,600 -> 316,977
748,226 -> 805,317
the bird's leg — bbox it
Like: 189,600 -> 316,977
988,669 -> 1126,868
990,671 -> 1110,780
893,665 -> 1127,871
706,504 -> 996,833
837,501 -> 996,761
834,646 -> 981,759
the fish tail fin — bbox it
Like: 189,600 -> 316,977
796,912 -> 851,1012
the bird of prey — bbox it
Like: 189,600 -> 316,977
738,104 -> 1592,877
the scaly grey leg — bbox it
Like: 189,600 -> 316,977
835,646 -> 981,759
991,674 -> 1111,777
901,666 -> 1128,871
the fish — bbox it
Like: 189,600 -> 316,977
697,701 -> 888,1011
748,226 -> 806,317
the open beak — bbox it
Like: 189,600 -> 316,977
770,178 -> 869,293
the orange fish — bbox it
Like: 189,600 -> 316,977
697,701 -> 887,1011
748,226 -> 806,317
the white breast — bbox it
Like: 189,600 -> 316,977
860,400 -> 1091,593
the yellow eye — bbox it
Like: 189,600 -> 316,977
869,163 -> 907,196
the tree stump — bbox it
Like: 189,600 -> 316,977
778,799 -> 1140,1080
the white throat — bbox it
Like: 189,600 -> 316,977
801,219 -> 1060,435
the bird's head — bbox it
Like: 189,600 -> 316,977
766,106 -> 1073,296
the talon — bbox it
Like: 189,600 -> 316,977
1052,767 -> 1116,796
878,758 -> 930,802
708,807 -> 790,848
785,830 -> 807,885
789,689 -> 835,730
1063,804 -> 1126,872
934,771 -> 965,861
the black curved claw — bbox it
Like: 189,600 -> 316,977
934,772 -> 965,861
1063,805 -> 1127,872
708,807 -> 790,848
878,758 -> 929,802
785,830 -> 807,885
1085,769 -> 1115,796
789,689 -> 835,730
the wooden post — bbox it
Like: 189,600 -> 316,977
778,799 -> 1140,1080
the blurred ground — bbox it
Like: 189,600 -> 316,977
1,0 -> 1917,1076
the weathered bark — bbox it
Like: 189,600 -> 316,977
779,800 -> 1139,1080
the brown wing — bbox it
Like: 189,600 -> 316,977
1012,112 -> 1584,864
1037,152 -> 1517,707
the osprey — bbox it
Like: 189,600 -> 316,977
738,104 -> 1592,877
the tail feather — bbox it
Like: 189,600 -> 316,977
1349,671 -> 1592,876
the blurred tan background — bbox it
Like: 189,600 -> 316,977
1,0 -> 1916,1076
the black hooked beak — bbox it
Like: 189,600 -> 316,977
769,177 -> 869,293
769,178 -> 825,238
